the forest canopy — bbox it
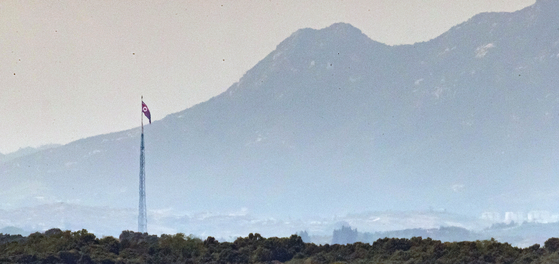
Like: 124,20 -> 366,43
1,229 -> 559,263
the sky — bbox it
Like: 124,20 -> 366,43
0,0 -> 536,154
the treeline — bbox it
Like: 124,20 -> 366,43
2,228 -> 559,263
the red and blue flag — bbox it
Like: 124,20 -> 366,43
142,101 -> 151,124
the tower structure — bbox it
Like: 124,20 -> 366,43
138,131 -> 147,233
138,96 -> 150,233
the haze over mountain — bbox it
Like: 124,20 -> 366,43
0,144 -> 61,163
2,0 -> 559,234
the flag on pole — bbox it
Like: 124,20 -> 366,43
142,101 -> 151,124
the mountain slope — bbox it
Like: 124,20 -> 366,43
2,0 -> 559,219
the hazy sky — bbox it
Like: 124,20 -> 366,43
1,0 -> 535,154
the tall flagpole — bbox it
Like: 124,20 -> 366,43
138,96 -> 147,233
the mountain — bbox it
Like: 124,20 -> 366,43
0,144 -> 61,163
2,0 -> 559,225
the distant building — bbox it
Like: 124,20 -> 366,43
504,212 -> 525,224
332,225 -> 358,245
481,212 -> 501,222
527,211 -> 553,223
297,230 -> 311,243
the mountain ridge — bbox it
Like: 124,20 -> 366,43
3,0 -> 559,223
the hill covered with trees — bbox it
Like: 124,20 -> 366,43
2,229 -> 559,263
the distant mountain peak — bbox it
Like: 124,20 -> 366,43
322,22 -> 364,34
278,22 -> 373,51
227,22 -> 381,98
